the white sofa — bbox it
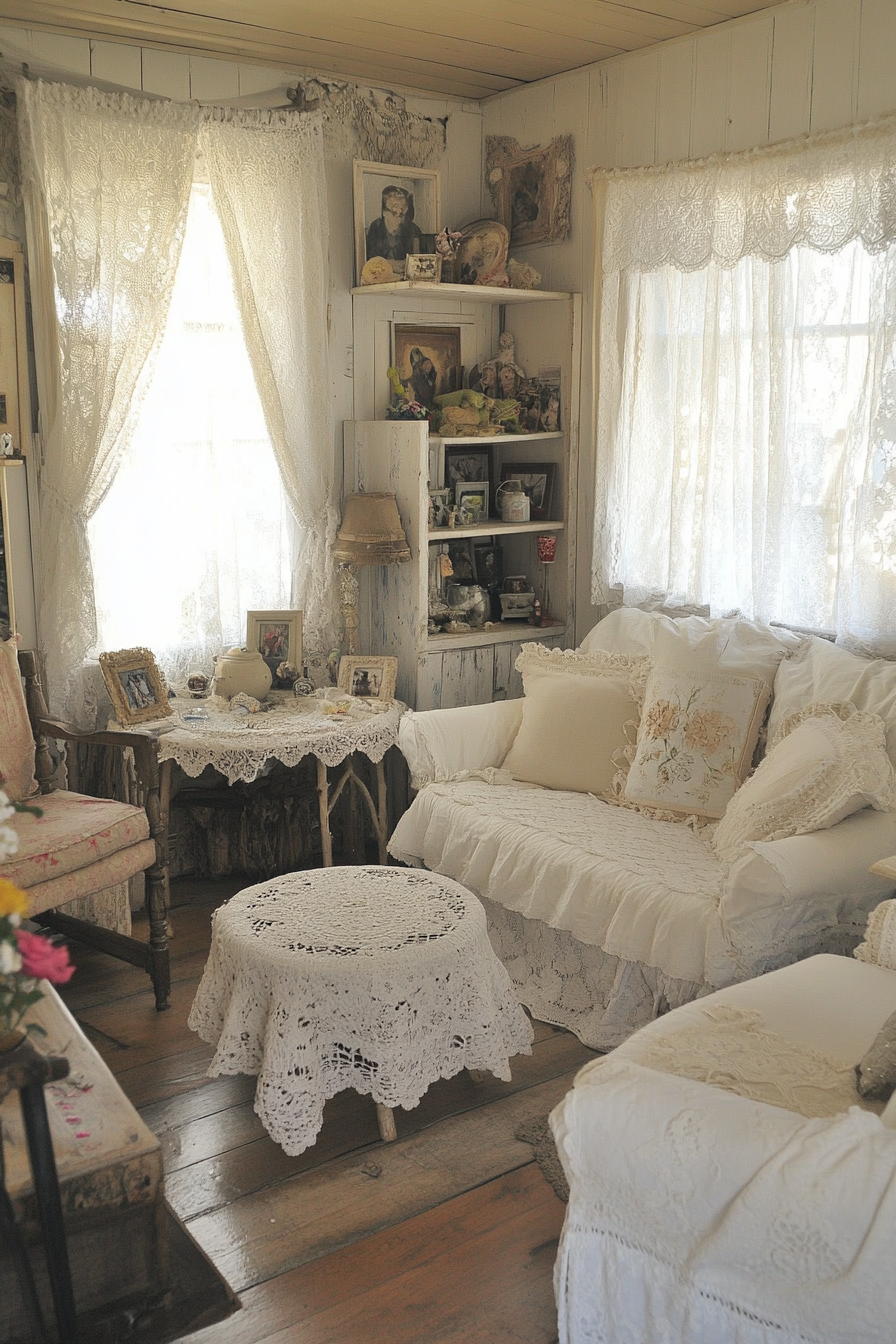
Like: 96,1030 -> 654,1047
551,952 -> 896,1344
389,612 -> 896,1049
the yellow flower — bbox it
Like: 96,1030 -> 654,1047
0,878 -> 29,919
684,710 -> 737,756
644,700 -> 679,739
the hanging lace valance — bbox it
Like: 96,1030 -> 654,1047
589,113 -> 896,274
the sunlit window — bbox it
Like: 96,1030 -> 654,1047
89,185 -> 294,683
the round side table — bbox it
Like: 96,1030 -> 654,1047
188,866 -> 534,1155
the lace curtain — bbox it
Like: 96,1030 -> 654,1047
591,115 -> 896,653
201,111 -> 338,653
17,80 -> 337,722
16,80 -> 201,721
88,184 -> 296,684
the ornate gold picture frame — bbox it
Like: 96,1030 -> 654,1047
337,655 -> 398,703
99,647 -> 171,726
485,134 -> 574,248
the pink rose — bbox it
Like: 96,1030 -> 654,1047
15,929 -> 75,984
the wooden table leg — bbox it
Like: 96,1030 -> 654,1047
316,757 -> 333,867
20,1079 -> 80,1342
374,758 -> 388,865
375,1103 -> 397,1142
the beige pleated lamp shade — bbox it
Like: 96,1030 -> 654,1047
334,492 -> 411,566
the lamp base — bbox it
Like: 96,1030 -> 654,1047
337,563 -> 360,657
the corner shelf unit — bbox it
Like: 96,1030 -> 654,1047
346,284 -> 581,711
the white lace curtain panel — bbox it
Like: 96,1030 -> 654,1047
590,115 -> 896,654
16,79 -> 336,723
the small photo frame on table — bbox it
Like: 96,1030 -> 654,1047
247,610 -> 303,685
353,159 -> 441,286
455,482 -> 489,523
100,647 -> 171,726
405,254 -> 441,282
499,462 -> 556,521
444,445 -> 494,502
338,655 -> 398,703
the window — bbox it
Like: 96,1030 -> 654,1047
89,184 -> 296,683
597,236 -> 896,644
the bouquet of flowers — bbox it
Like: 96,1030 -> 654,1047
0,788 -> 73,1044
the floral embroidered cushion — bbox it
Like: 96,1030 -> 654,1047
501,644 -> 650,796
623,666 -> 769,819
712,705 -> 896,863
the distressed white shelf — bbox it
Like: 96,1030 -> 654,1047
346,284 -> 581,710
429,519 -> 564,541
426,621 -> 568,652
351,282 -> 572,304
432,431 -> 563,446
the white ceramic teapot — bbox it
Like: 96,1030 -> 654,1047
212,648 -> 272,701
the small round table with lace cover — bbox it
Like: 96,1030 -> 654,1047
188,866 -> 534,1155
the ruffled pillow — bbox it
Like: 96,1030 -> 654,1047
855,898 -> 896,972
623,665 -> 769,819
501,644 -> 650,795
713,705 -> 896,863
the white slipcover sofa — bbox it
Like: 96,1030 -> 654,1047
388,611 -> 896,1049
551,950 -> 896,1344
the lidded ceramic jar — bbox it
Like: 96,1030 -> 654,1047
212,648 -> 272,701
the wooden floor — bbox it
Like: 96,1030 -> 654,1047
57,876 -> 596,1344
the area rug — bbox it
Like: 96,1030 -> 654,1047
515,1117 -> 569,1203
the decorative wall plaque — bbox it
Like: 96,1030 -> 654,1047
485,134 -> 574,248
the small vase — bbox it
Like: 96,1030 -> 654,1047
0,1029 -> 25,1054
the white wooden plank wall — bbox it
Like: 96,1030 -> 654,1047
481,0 -> 896,648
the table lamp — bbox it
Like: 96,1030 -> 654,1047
334,492 -> 411,655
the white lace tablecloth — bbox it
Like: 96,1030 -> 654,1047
144,698 -> 405,784
188,866 -> 534,1154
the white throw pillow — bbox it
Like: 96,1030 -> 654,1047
713,707 -> 896,863
581,609 -> 802,687
855,899 -> 896,972
501,644 -> 650,795
769,636 -> 896,769
624,664 -> 769,819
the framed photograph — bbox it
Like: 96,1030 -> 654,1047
353,159 -> 441,286
444,445 -> 494,501
446,538 -> 477,584
499,462 -> 557,520
99,647 -> 172,726
247,610 -> 303,685
405,254 -> 441,282
393,325 -> 462,409
428,487 -> 451,527
452,218 -> 509,286
485,134 -> 574,248
455,481 -> 489,523
338,655 -> 398,703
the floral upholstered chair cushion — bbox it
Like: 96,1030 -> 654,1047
624,666 -> 769,818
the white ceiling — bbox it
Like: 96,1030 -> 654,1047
4,1 -> 785,99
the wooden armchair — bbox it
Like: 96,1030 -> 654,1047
1,649 -> 170,1010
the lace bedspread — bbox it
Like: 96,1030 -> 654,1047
133,698 -> 405,784
188,866 -> 533,1155
553,1053 -> 896,1344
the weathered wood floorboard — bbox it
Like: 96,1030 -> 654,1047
55,875 -> 591,1344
